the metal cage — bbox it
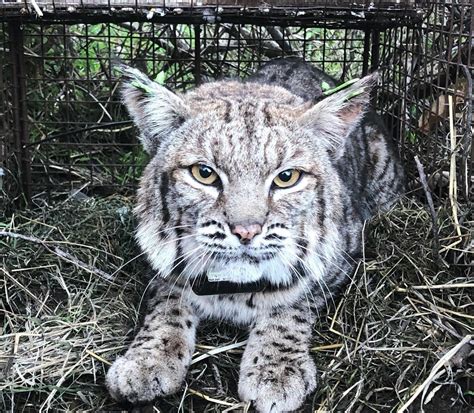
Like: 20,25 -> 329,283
0,0 -> 472,207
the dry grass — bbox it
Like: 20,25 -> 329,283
0,195 -> 472,412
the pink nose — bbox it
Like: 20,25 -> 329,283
231,223 -> 262,244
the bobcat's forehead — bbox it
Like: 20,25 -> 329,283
164,82 -> 316,173
186,80 -> 304,105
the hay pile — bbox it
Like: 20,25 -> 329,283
1,195 -> 472,412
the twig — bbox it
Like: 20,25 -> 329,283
266,27 -> 293,54
72,83 -> 113,121
1,268 -> 47,307
0,231 -> 114,281
29,0 -> 43,17
191,340 -> 247,365
210,362 -> 224,396
0,231 -> 42,244
459,65 -> 472,200
187,388 -> 235,407
448,95 -> 462,239
23,121 -> 133,148
53,247 -> 114,281
310,343 -> 344,352
85,349 -> 112,366
414,155 -> 441,263
397,335 -> 472,412
342,379 -> 364,412
396,283 -> 473,291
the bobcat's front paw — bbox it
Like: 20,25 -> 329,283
238,354 -> 317,413
106,351 -> 188,405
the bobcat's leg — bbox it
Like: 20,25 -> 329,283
238,304 -> 316,413
106,290 -> 198,405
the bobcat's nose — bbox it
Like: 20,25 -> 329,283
231,223 -> 262,244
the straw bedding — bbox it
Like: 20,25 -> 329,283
1,194 -> 472,412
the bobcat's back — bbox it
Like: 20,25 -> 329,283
247,57 -> 337,102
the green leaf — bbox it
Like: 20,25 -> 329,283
131,80 -> 155,95
407,131 -> 417,144
345,89 -> 365,101
154,71 -> 166,85
323,78 -> 360,96
321,81 -> 331,91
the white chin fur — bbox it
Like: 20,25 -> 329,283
186,255 -> 294,286
137,223 -> 313,287
206,261 -> 263,283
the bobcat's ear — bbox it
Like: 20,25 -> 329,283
118,65 -> 190,155
298,73 -> 377,158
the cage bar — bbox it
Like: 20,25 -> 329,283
0,0 -> 472,206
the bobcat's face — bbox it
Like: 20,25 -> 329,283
122,68 -> 373,289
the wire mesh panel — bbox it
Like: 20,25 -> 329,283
2,22 -> 377,203
0,0 -> 472,206
378,0 -> 473,202
0,21 -> 12,206
0,0 -> 423,25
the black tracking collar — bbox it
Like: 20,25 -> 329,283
191,276 -> 269,296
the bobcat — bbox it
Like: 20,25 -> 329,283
106,58 -> 404,412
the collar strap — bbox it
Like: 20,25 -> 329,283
191,276 -> 269,295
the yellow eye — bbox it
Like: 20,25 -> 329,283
273,169 -> 301,188
190,164 -> 218,185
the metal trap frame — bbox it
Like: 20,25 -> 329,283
0,0 -> 472,207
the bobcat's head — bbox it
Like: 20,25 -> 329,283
121,67 -> 375,290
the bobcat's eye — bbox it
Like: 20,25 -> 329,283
273,169 -> 301,188
190,164 -> 218,185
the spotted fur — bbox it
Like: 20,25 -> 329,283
106,59 -> 404,412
